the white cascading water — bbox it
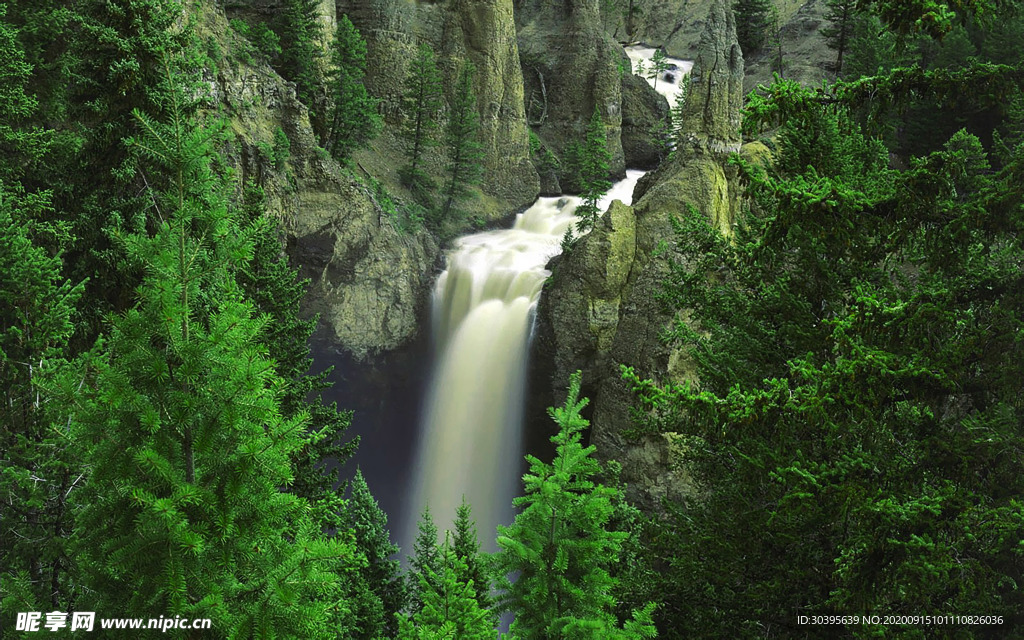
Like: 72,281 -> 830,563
405,44 -> 693,548
408,171 -> 646,547
624,44 -> 694,103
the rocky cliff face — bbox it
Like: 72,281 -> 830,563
516,0 -> 627,178
339,0 -> 540,214
602,0 -> 810,59
199,4 -> 438,359
533,0 -> 746,512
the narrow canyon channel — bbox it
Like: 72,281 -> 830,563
316,44 -> 692,553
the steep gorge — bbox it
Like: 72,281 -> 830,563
532,0 -> 751,511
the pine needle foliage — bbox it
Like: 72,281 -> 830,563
340,469 -> 409,639
732,0 -> 773,55
326,14 -> 379,160
451,498 -> 493,613
575,107 -> 613,234
627,68 -> 1024,635
441,62 -> 484,222
66,59 -> 353,637
235,182 -> 357,536
400,43 -> 444,200
408,506 -> 442,615
0,187 -> 83,614
398,535 -> 496,640
822,0 -> 859,76
277,0 -> 324,113
495,372 -> 657,640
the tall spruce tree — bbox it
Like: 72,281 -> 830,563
732,0 -> 773,55
451,498 -> 493,613
626,60 -> 1024,635
325,14 -> 379,160
400,43 -> 444,199
575,107 -> 613,233
441,62 -> 484,221
235,182 -> 356,535
822,0 -> 859,75
0,10 -> 81,614
398,535 -> 495,640
408,506 -> 442,615
340,469 -> 408,639
495,372 -> 657,639
646,49 -> 670,90
0,187 -> 84,615
66,62 -> 353,636
277,0 -> 323,115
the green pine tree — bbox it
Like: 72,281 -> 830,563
66,63 -> 354,636
326,14 -> 380,160
627,63 -> 1024,634
341,469 -> 408,639
495,372 -> 657,639
398,535 -> 495,640
451,498 -> 493,613
822,0 -> 859,75
409,506 -> 442,615
732,0 -> 773,55
235,181 -> 356,536
646,49 -> 669,90
0,186 -> 84,615
441,62 -> 484,222
575,107 -> 613,233
277,0 -> 324,114
400,43 -> 444,199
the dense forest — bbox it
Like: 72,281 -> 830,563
2,0 -> 1022,638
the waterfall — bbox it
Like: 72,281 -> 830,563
407,170 -> 647,548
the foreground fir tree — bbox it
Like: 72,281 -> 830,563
326,14 -> 379,160
340,469 -> 408,639
0,187 -> 83,615
495,372 -> 657,639
408,506 -> 442,615
400,43 -> 444,200
236,181 -> 356,535
626,64 -> 1024,636
398,535 -> 495,640
441,62 -> 484,222
451,498 -> 493,613
66,65 -> 353,636
575,107 -> 613,233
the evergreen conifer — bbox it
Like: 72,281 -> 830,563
822,0 -> 859,75
326,14 -> 379,160
0,187 -> 83,614
646,49 -> 669,90
732,0 -> 773,54
398,535 -> 495,640
400,43 -> 444,199
495,372 -> 657,639
67,61 -> 353,636
341,469 -> 408,639
451,498 -> 493,613
441,62 -> 484,221
408,506 -> 442,615
575,107 -> 613,233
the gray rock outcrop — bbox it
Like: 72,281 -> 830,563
516,0 -> 627,179
533,0 -> 746,512
203,6 -> 438,359
339,0 -> 540,214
